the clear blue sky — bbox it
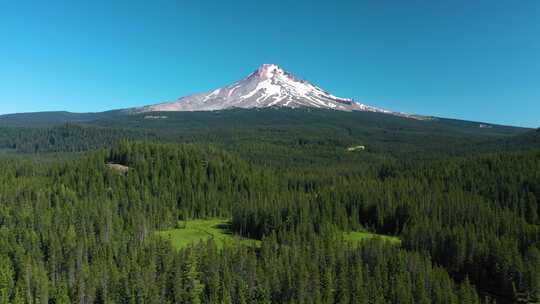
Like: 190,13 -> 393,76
1,0 -> 538,127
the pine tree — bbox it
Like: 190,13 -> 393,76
182,248 -> 204,304
54,282 -> 71,304
458,277 -> 479,304
0,256 -> 14,304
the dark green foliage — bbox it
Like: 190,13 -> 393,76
0,110 -> 119,127
0,124 -> 159,153
230,150 -> 540,302
0,108 -> 538,303
0,108 -> 535,166
0,141 -> 488,303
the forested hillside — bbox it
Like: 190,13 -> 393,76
0,142 -> 484,303
0,109 -> 538,303
0,109 -> 535,166
0,140 -> 538,303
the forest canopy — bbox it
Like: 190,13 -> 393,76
0,109 -> 539,303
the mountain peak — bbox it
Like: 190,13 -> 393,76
136,64 -> 394,114
256,64 -> 283,78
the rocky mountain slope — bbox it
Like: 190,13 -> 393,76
135,64 -> 395,113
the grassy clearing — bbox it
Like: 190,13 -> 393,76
0,148 -> 16,155
156,218 -> 260,250
157,219 -> 400,250
343,230 -> 401,245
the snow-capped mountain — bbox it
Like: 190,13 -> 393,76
135,64 -> 393,113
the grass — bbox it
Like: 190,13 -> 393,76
343,230 -> 401,245
157,219 -> 401,250
156,218 -> 260,250
0,148 -> 16,154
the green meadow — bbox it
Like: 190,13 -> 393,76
156,218 -> 261,250
157,218 -> 400,250
343,230 -> 401,244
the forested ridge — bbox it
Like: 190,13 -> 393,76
0,109 -> 539,303
0,109 -> 534,164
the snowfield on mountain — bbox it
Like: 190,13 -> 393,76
134,64 -> 397,114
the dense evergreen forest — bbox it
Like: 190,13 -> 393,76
0,109 -> 539,303
0,109 -> 536,166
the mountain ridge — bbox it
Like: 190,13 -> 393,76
132,64 -> 403,115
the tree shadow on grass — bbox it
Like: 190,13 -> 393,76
213,222 -> 234,235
